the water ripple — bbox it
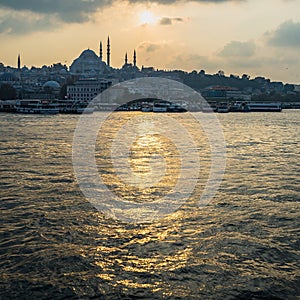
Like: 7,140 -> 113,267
0,111 -> 299,299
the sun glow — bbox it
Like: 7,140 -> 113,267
139,11 -> 157,25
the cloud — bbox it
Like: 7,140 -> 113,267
128,0 -> 243,3
168,53 -> 220,71
0,9 -> 59,35
0,0 -> 103,34
0,0 -> 244,34
267,20 -> 300,48
138,41 -> 165,53
137,41 -> 174,65
0,0 -> 244,23
218,41 -> 256,57
0,0 -> 109,23
159,17 -> 184,25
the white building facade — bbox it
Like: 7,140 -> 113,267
67,78 -> 112,102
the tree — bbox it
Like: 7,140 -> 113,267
59,77 -> 76,100
59,84 -> 68,100
217,70 -> 225,77
0,84 -> 17,100
284,84 -> 294,92
242,74 -> 250,80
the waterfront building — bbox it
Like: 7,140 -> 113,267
201,86 -> 251,101
67,78 -> 112,102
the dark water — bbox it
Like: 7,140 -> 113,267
0,111 -> 299,300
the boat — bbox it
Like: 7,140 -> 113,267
202,101 -> 218,112
96,103 -> 119,111
14,100 -> 59,114
153,101 -> 168,112
201,102 -> 215,113
230,101 -> 250,112
141,103 -> 152,112
0,100 -> 16,112
60,101 -> 94,114
217,102 -> 230,113
151,100 -> 187,113
247,102 -> 282,112
167,103 -> 187,112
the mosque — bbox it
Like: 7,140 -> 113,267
69,36 -> 138,74
69,37 -> 110,74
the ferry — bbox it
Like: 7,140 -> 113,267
202,101 -> 218,113
0,100 -> 16,112
217,102 -> 230,113
151,101 -> 187,113
153,101 -> 168,112
97,103 -> 119,111
167,102 -> 187,112
247,102 -> 282,112
60,100 -> 94,114
141,103 -> 152,112
15,100 -> 59,114
201,103 -> 214,113
230,102 -> 250,112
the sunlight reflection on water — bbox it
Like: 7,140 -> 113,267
0,111 -> 299,299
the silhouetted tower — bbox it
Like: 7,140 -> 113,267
133,49 -> 136,67
99,41 -> 103,61
125,52 -> 128,65
17,54 -> 21,70
107,36 -> 110,67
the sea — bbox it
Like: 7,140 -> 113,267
0,110 -> 299,300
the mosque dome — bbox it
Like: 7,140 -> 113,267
70,48 -> 109,74
43,80 -> 60,89
0,72 -> 19,82
79,49 -> 98,60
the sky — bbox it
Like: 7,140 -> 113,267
0,0 -> 300,84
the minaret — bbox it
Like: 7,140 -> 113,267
133,49 -> 136,67
107,36 -> 110,67
99,41 -> 103,61
125,52 -> 128,65
17,54 -> 21,70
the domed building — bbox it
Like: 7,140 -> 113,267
0,72 -> 19,83
43,80 -> 60,90
70,39 -> 111,74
